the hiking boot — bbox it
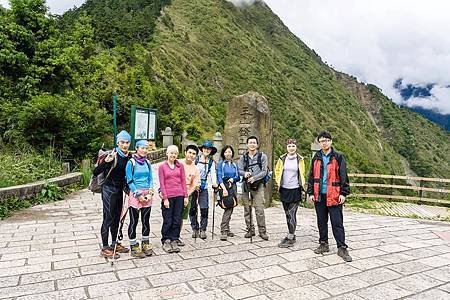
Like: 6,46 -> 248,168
199,230 -> 207,240
227,231 -> 235,237
244,230 -> 256,238
259,232 -> 269,241
220,232 -> 228,241
100,247 -> 120,259
278,237 -> 295,248
141,241 -> 154,256
114,243 -> 130,253
337,247 -> 352,262
162,240 -> 174,253
192,230 -> 199,238
171,240 -> 181,253
314,243 -> 330,254
175,238 -> 185,247
130,243 -> 146,259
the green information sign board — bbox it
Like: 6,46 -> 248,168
130,105 -> 157,148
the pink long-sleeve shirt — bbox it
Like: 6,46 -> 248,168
158,160 -> 188,200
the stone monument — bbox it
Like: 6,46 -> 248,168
223,91 -> 273,205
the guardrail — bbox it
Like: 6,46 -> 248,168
0,173 -> 83,201
348,173 -> 450,206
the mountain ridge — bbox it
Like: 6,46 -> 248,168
1,0 -> 448,178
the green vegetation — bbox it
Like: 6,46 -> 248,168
366,85 -> 450,177
0,0 -> 448,185
0,148 -> 62,187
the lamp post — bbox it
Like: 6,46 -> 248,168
113,92 -> 118,146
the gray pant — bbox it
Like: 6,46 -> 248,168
242,183 -> 266,233
220,207 -> 234,233
220,183 -> 237,233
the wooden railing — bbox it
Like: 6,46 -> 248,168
348,173 -> 450,206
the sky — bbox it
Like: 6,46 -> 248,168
2,0 -> 449,115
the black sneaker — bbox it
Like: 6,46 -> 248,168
244,231 -> 255,238
337,247 -> 352,262
278,237 -> 295,248
314,243 -> 330,254
220,232 -> 228,241
259,232 -> 269,241
199,230 -> 207,240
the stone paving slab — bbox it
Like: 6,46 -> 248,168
0,188 -> 449,299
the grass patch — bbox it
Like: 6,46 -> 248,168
0,149 -> 62,188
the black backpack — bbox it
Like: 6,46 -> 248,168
215,183 -> 238,209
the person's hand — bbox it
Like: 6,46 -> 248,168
148,188 -> 154,196
247,176 -> 255,184
184,197 -> 189,207
308,195 -> 315,203
222,189 -> 228,197
138,195 -> 146,202
244,172 -> 252,178
105,151 -> 116,163
338,195 -> 346,205
212,184 -> 218,188
163,199 -> 170,208
228,178 -> 234,183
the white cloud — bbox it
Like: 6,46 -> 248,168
405,85 -> 450,114
0,0 -> 85,14
264,0 -> 450,114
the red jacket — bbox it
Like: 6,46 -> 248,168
307,148 -> 350,206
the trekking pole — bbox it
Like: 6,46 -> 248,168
248,182 -> 253,243
111,194 -> 129,266
211,187 -> 218,240
194,190 -> 199,243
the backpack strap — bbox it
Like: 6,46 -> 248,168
127,157 -> 136,185
207,159 -> 213,175
243,153 -> 249,171
257,152 -> 263,169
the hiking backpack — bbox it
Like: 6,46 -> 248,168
88,149 -> 116,193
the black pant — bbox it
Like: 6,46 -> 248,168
101,183 -> 123,247
282,201 -> 299,235
128,206 -> 152,243
314,194 -> 347,248
161,196 -> 184,243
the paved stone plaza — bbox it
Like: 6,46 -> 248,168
1,187 -> 449,299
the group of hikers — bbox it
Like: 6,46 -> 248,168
93,129 -> 352,263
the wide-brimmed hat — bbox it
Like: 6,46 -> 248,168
198,140 -> 217,156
